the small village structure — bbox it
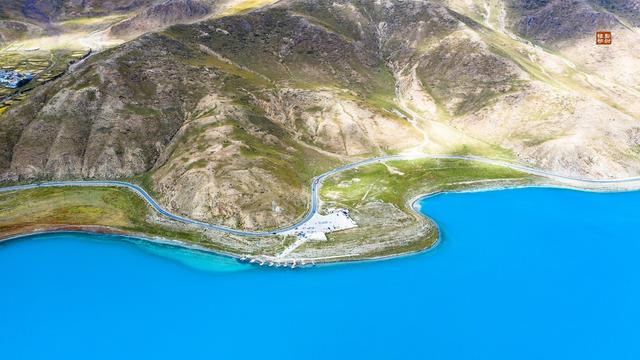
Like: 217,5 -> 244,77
0,70 -> 33,88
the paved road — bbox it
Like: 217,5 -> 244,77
2,154 -> 640,237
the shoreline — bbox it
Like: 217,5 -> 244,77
0,225 -> 442,269
3,153 -> 640,267
0,226 -> 243,260
3,181 -> 638,268
409,179 -> 640,215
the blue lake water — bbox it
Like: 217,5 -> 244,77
1,187 -> 640,359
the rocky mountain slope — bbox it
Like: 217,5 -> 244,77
0,0 -> 154,23
0,0 -> 156,44
109,0 -> 212,39
1,0 -> 639,229
0,0 -> 270,46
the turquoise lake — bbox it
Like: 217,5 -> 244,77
1,187 -> 639,359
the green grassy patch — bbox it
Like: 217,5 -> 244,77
57,14 -> 129,30
0,186 -> 235,254
71,73 -> 102,90
321,158 -> 532,211
186,159 -> 208,170
449,143 -> 515,161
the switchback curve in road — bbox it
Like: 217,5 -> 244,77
2,154 -> 640,237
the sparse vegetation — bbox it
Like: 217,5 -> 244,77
321,158 -> 533,212
0,187 -> 201,242
0,186 -> 284,256
219,0 -> 279,16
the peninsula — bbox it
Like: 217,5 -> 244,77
2,0 -> 640,264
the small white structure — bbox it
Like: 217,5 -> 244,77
306,232 -> 327,241
273,208 -> 357,259
282,208 -> 357,238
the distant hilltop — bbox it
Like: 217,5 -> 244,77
0,70 -> 33,89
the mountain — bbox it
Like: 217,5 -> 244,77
1,0 -> 639,229
108,0 -> 212,39
0,0 -> 266,46
508,0 -> 640,42
0,0 -> 180,46
0,0 -> 155,24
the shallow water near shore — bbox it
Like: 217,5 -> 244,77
1,187 -> 640,359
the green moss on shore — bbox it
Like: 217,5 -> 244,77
320,158 -> 534,212
0,187 -> 228,252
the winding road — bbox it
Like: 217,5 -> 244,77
2,154 -> 640,237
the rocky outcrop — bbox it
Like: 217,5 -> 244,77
508,0 -> 621,44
